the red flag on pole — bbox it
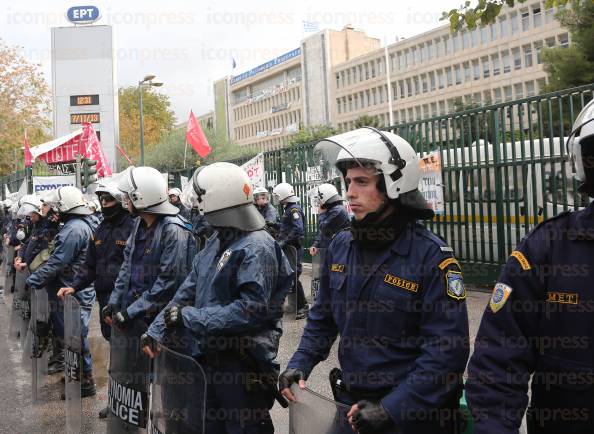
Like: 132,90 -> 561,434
81,123 -> 112,177
24,130 -> 33,167
186,110 -> 212,158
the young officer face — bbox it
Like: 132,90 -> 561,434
345,166 -> 385,221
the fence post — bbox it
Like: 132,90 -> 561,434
491,109 -> 507,265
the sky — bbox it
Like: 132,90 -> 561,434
0,0 -> 462,123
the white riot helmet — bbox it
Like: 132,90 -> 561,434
95,178 -> 123,203
313,184 -> 342,207
190,162 -> 265,231
116,166 -> 179,215
53,186 -> 92,215
315,127 -> 431,215
567,100 -> 594,195
17,194 -> 43,218
272,182 -> 299,205
253,186 -> 268,197
168,188 -> 182,197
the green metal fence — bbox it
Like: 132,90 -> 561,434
3,84 -> 593,285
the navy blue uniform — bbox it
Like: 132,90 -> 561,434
71,208 -> 136,340
27,214 -> 99,374
109,215 -> 195,322
466,204 -> 594,434
312,202 -> 351,249
17,218 -> 58,266
257,203 -> 280,227
288,223 -> 469,433
148,229 -> 294,433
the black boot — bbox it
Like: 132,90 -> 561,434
81,373 -> 96,398
47,340 -> 65,375
99,406 -> 109,418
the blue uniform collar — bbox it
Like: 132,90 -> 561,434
347,221 -> 415,256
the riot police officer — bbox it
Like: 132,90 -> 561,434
26,186 -> 99,395
272,182 -> 309,319
466,101 -> 594,434
308,183 -> 350,257
254,186 -> 280,232
168,187 -> 191,219
14,194 -> 43,272
280,128 -> 469,434
142,162 -> 294,433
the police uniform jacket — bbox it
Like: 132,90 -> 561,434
26,214 -> 98,304
277,202 -> 304,248
71,209 -> 136,294
466,203 -> 594,434
109,215 -> 195,321
147,229 -> 294,373
312,202 -> 351,249
287,222 -> 470,432
258,203 -> 280,226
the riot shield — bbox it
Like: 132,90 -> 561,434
107,318 -> 151,433
149,345 -> 207,434
310,248 -> 326,305
283,245 -> 300,317
64,295 -> 82,434
9,269 -> 30,343
289,385 -> 353,434
22,287 -> 50,402
4,245 -> 15,293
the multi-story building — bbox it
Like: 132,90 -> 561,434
333,1 -> 567,130
206,1 -> 569,150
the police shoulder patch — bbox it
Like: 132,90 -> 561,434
217,249 -> 232,271
446,270 -> 466,300
489,282 -> 513,313
291,208 -> 301,220
510,250 -> 531,270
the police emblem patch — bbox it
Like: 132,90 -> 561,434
217,249 -> 232,270
489,282 -> 513,313
446,270 -> 466,300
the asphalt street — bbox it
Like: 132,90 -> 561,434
0,267 -> 492,434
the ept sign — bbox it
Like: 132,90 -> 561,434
66,6 -> 100,24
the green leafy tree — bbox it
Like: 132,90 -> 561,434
354,115 -> 381,128
0,38 -> 51,176
287,124 -> 339,147
442,0 -> 568,31
118,86 -> 175,163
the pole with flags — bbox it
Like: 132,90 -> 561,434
24,130 -> 34,194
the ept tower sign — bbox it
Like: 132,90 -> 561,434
51,6 -> 118,170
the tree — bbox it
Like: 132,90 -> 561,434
118,86 -> 175,162
442,0 -> 568,31
354,115 -> 381,128
0,38 -> 51,176
287,124 -> 339,147
542,0 -> 594,91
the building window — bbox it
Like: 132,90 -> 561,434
471,28 -> 479,47
502,51 -> 511,73
414,77 -> 420,95
437,38 -> 444,57
480,26 -> 489,45
533,6 -> 542,27
446,67 -> 453,86
521,10 -> 530,31
399,81 -> 405,98
504,86 -> 513,101
499,16 -> 508,38
494,88 -> 502,103
513,48 -> 521,70
414,47 -> 420,64
462,31 -> 470,50
453,33 -> 459,52
398,53 -> 405,71
358,65 -> 363,82
407,79 -> 412,97
429,72 -> 436,91
559,33 -> 569,48
428,41 -> 434,59
490,22 -> 497,41
371,62 -> 376,78
473,60 -> 480,80
545,6 -> 554,23
514,83 -> 524,99
482,57 -> 490,78
535,41 -> 543,63
336,73 -> 340,89
526,80 -> 535,96
438,70 -> 445,89
346,69 -> 351,85
464,62 -> 471,82
511,13 -> 519,35
546,37 -> 555,48
454,65 -> 462,84
492,54 -> 500,76
445,36 -> 452,54
523,45 -> 533,67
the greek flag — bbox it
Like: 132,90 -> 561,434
302,20 -> 320,32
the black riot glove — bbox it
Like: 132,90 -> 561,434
112,310 -> 131,329
278,368 -> 307,391
164,305 -> 184,330
352,400 -> 395,434
33,320 -> 51,358
101,304 -> 116,322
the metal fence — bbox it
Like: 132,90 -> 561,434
3,83 -> 593,284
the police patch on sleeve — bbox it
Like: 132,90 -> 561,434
217,249 -> 232,271
291,208 -> 301,220
489,282 -> 513,313
446,270 -> 466,300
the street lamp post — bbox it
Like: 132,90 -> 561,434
138,74 -> 163,165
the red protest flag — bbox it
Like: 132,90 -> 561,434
81,123 -> 112,177
24,130 -> 33,167
186,110 -> 212,158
